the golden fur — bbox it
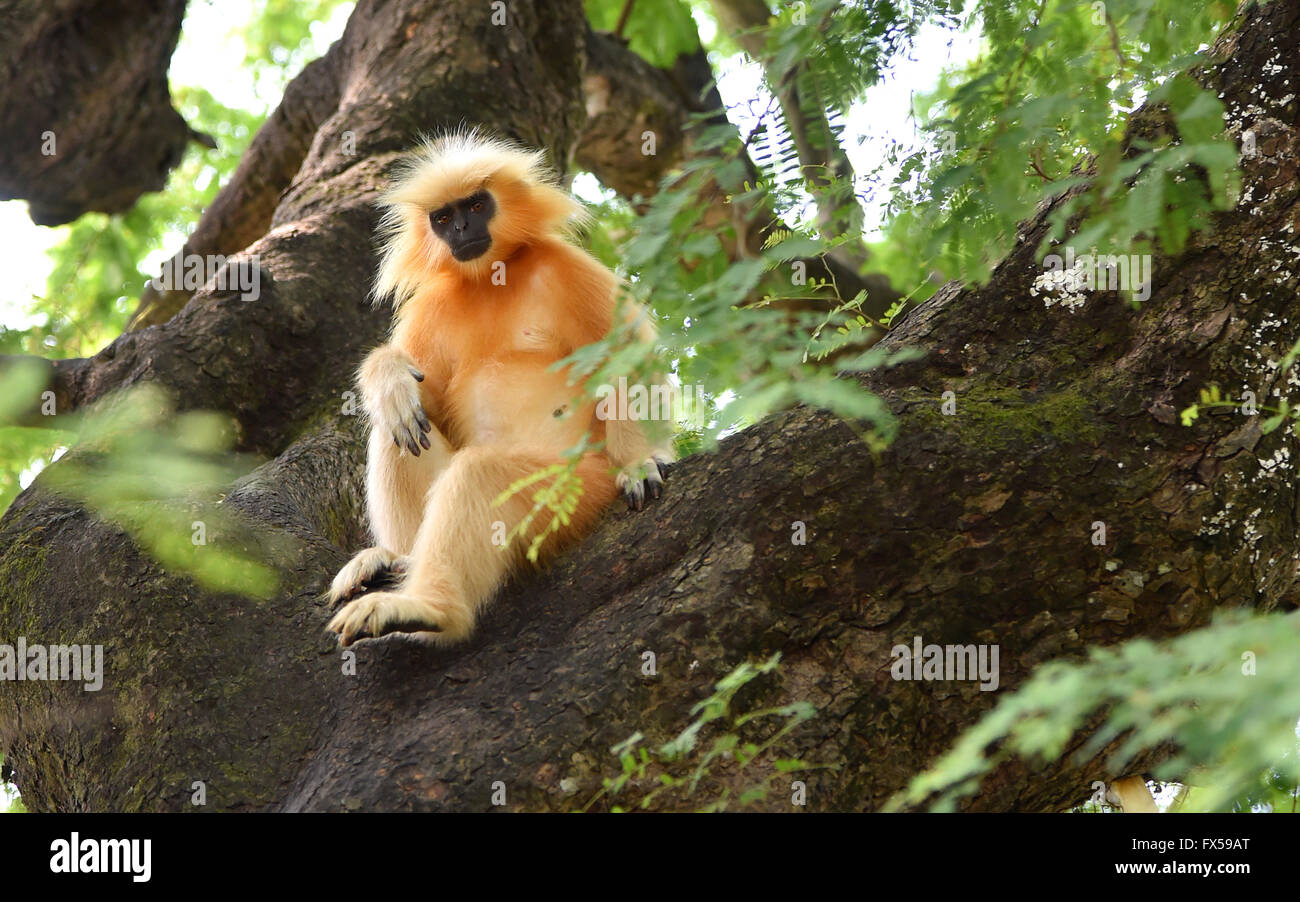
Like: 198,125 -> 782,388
326,131 -> 673,646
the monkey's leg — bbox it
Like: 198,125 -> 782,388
328,424 -> 453,604
327,447 -> 617,646
328,341 -> 455,603
364,421 -> 453,554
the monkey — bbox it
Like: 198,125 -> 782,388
325,131 -> 675,647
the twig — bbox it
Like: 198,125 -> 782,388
614,0 -> 636,39
1029,148 -> 1054,182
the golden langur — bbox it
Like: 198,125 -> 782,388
326,132 -> 674,646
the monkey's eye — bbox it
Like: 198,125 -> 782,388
434,213 -> 451,225
470,201 -> 483,213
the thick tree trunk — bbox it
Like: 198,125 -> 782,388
1,0 -> 1298,812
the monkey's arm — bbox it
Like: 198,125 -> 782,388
599,302 -> 676,510
358,343 -> 434,457
544,243 -> 676,510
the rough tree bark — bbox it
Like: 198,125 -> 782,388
1,0 -> 1297,812
0,0 -> 196,225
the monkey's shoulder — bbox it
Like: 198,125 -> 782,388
525,238 -> 618,296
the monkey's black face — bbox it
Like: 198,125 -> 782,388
429,190 -> 496,261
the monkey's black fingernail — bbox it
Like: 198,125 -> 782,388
417,411 -> 431,432
419,433 -> 431,450
407,438 -> 420,456
656,460 -> 667,479
410,367 -> 425,382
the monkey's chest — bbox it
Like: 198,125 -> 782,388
448,356 -> 592,450
444,318 -> 577,445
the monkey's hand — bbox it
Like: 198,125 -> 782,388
616,453 -> 671,511
360,345 -> 433,456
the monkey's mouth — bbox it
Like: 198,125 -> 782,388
451,238 -> 492,261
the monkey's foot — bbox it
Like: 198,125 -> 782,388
326,584 -> 472,647
327,547 -> 411,606
616,454 -> 671,511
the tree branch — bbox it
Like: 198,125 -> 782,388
0,0 -> 191,224
127,51 -> 347,329
578,27 -> 902,318
0,354 -> 88,424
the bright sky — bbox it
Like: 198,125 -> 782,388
707,19 -> 981,239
